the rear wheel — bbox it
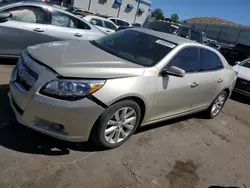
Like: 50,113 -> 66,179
204,91 -> 228,118
91,100 -> 141,149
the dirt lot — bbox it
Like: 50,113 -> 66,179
0,63 -> 250,188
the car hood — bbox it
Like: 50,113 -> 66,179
27,40 -> 145,79
233,65 -> 250,81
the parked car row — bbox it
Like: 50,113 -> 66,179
0,1 -> 106,58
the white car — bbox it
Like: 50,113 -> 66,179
84,15 -> 117,34
233,58 -> 250,96
108,17 -> 132,27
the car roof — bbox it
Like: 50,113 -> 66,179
85,15 -> 113,22
131,28 -> 197,45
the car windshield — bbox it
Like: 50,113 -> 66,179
239,58 -> 250,68
91,30 -> 176,67
144,21 -> 178,34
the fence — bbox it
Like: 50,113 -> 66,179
184,23 -> 250,45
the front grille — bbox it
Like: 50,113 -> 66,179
235,77 -> 250,92
15,56 -> 38,91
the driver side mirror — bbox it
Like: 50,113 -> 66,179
0,12 -> 12,21
161,66 -> 185,77
90,20 -> 97,25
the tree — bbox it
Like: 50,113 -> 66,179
151,8 -> 164,20
171,13 -> 179,23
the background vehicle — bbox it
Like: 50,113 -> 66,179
0,2 -> 105,58
233,58 -> 250,96
117,20 -> 205,43
219,43 -> 250,66
9,29 -> 237,149
84,15 -> 117,34
108,17 -> 132,27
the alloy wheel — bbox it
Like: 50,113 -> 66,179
104,107 -> 137,144
211,93 -> 226,117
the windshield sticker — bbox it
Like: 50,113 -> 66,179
155,40 -> 176,48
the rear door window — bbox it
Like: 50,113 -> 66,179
116,19 -> 125,26
200,49 -> 223,71
91,18 -> 103,27
104,21 -> 117,30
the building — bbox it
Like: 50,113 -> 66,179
65,0 -> 152,25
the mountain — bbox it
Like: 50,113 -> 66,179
184,17 -> 250,28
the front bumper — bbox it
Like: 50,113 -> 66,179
9,56 -> 105,142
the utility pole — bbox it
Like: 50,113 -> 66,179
88,0 -> 92,11
133,0 -> 140,24
117,0 -> 122,18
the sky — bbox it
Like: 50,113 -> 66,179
151,0 -> 250,26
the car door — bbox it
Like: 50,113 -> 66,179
190,48 -> 226,110
103,20 -> 117,34
46,9 -> 88,40
0,5 -> 51,57
150,47 -> 203,120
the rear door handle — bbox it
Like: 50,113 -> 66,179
217,78 -> 223,83
106,30 -> 110,33
190,82 -> 199,88
33,28 -> 44,32
74,33 -> 83,37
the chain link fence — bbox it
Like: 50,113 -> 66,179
184,23 -> 250,45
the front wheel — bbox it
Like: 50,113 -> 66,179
204,91 -> 228,118
91,100 -> 141,149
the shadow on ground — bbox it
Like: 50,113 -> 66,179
0,83 -> 205,155
230,92 -> 250,105
0,58 -> 18,65
0,84 -> 101,156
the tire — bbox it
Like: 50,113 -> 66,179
90,100 -> 141,149
204,91 -> 228,119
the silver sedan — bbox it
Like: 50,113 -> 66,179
9,29 -> 237,149
0,1 -> 105,58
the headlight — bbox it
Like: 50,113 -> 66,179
40,79 -> 105,100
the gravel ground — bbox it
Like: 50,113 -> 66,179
0,63 -> 250,188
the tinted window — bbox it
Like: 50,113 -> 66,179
7,6 -> 45,24
177,29 -> 189,39
191,31 -> 201,42
200,49 -> 223,71
167,47 -> 201,73
104,21 -> 116,30
116,19 -> 125,26
91,18 -> 103,27
109,18 -> 116,24
239,58 -> 250,69
51,11 -> 90,29
123,21 -> 130,26
92,30 -> 175,67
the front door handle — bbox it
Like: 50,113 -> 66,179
217,78 -> 223,83
190,82 -> 199,88
106,30 -> 110,33
33,28 -> 44,32
74,33 -> 83,37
